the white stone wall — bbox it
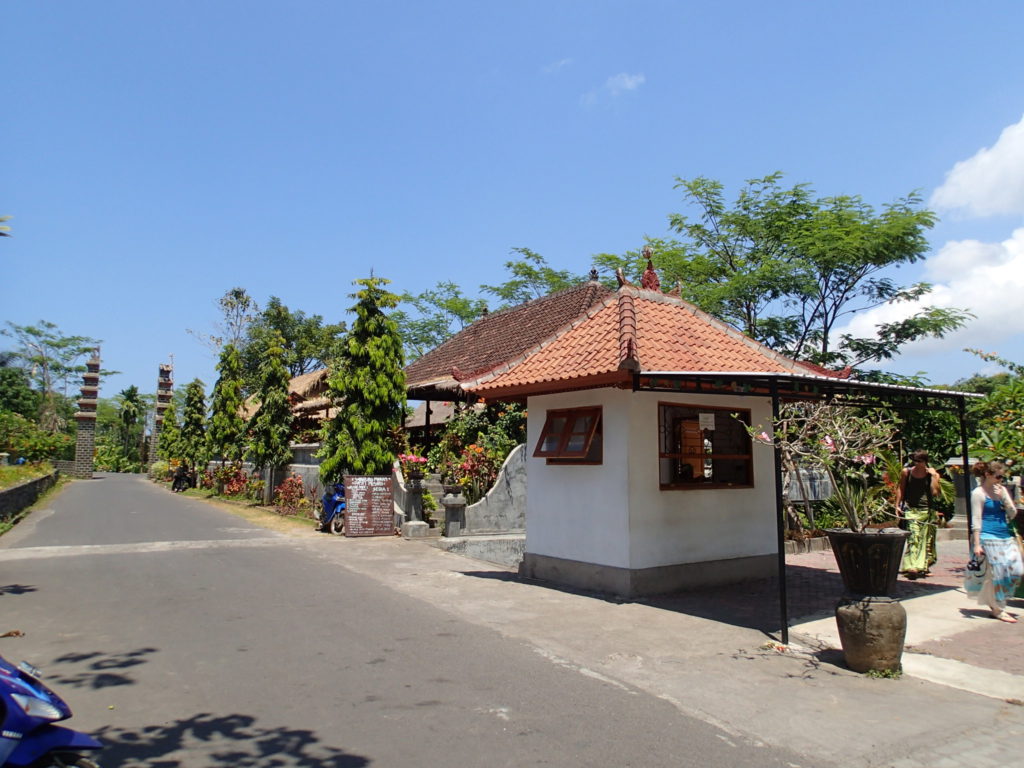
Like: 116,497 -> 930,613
526,388 -> 778,571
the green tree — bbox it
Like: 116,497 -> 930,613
0,411 -> 72,461
178,379 -> 208,474
593,174 -> 970,370
0,361 -> 38,419
395,249 -> 581,359
393,281 -> 489,361
239,297 -> 346,392
245,332 -> 293,473
320,277 -> 406,481
480,247 -> 584,308
117,385 -> 145,467
157,397 -> 182,462
964,351 -> 1024,463
208,343 -> 246,464
2,320 -> 103,431
188,287 -> 259,352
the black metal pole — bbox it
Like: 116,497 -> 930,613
770,380 -> 789,645
958,396 -> 973,550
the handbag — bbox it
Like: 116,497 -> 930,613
964,554 -> 987,595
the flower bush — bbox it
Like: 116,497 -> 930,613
214,465 -> 248,496
0,411 -> 73,462
426,403 -> 525,503
245,474 -> 265,502
273,473 -> 309,516
397,453 -> 428,479
750,402 -> 900,532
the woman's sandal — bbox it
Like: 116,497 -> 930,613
993,611 -> 1018,623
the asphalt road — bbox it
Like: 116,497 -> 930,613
0,474 -> 810,767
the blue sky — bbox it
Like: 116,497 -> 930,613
5,1 -> 1024,398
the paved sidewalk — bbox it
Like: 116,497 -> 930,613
292,532 -> 1024,768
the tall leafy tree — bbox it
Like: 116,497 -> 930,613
2,320 -> 103,431
188,287 -> 259,352
0,359 -> 38,419
320,277 -> 406,481
239,297 -> 346,392
207,343 -> 246,464
395,249 -> 580,359
157,397 -> 181,462
245,332 -> 293,473
178,379 -> 208,474
393,281 -> 489,361
117,385 -> 145,466
593,174 -> 970,371
480,247 -> 583,308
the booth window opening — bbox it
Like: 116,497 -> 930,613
658,402 -> 752,489
533,406 -> 603,464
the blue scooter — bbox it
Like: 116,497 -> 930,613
317,482 -> 346,535
0,651 -> 103,767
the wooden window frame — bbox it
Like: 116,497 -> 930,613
533,406 -> 603,464
658,402 -> 753,490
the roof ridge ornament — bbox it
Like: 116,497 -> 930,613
640,245 -> 660,291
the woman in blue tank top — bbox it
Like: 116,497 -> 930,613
969,461 -> 1024,622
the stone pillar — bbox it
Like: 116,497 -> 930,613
401,472 -> 430,538
442,487 -> 467,537
148,363 -> 173,471
72,350 -> 101,479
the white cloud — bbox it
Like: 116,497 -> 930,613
835,227 -> 1024,359
930,114 -> 1024,217
606,72 -> 645,95
580,72 -> 645,107
543,58 -> 573,73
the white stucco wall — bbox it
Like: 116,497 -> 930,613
526,387 -> 779,571
525,388 -> 633,567
625,391 -> 777,569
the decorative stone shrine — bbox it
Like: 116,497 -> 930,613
71,349 -> 101,478
148,363 -> 173,468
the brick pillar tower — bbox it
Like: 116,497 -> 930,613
148,363 -> 174,469
72,349 -> 101,478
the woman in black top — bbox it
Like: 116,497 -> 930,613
895,449 -> 942,579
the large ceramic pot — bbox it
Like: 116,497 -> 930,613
825,527 -> 909,597
835,596 -> 907,673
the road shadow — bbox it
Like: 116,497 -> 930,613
96,712 -> 371,767
46,647 -> 158,689
0,583 -> 38,596
463,563 -> 964,637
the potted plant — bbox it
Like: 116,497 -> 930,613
752,402 -> 909,673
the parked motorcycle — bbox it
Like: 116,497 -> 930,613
316,482 -> 346,535
0,652 -> 104,767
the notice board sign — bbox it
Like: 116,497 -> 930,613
343,475 -> 395,537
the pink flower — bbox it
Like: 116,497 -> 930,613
822,435 -> 836,452
858,454 -> 876,465
758,431 -> 771,442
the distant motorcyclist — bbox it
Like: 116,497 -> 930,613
172,464 -> 189,493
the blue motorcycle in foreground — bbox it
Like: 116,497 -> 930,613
0,651 -> 103,767
316,482 -> 346,535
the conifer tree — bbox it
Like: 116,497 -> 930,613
246,331 -> 293,473
320,276 -> 406,481
207,343 -> 246,464
157,397 -> 181,461
179,378 -> 207,474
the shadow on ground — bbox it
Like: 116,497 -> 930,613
46,647 -> 159,689
97,712 -> 371,767
463,563 -> 964,636
0,583 -> 38,596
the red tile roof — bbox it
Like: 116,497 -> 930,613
403,280 -> 613,399
461,287 -> 827,398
